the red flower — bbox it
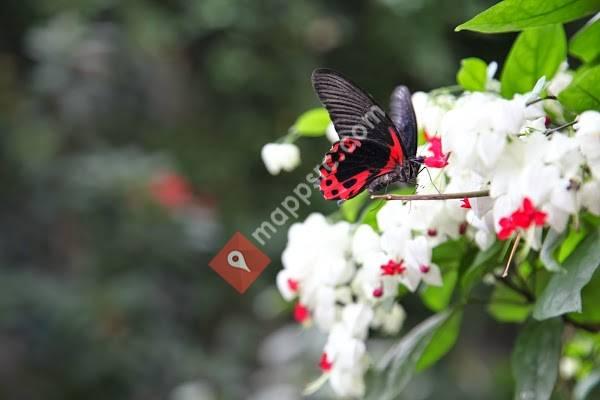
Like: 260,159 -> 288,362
497,197 -> 547,240
319,352 -> 333,372
150,172 -> 194,209
497,217 -> 515,240
461,197 -> 471,209
424,135 -> 449,168
287,279 -> 299,292
372,285 -> 384,298
380,260 -> 406,276
293,302 -> 310,323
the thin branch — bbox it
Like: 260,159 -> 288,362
526,95 -> 557,106
370,190 -> 490,201
544,120 -> 576,136
502,232 -> 522,278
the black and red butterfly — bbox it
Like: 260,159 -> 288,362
312,68 -> 424,201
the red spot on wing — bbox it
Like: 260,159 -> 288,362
320,168 -> 370,200
318,127 -> 406,201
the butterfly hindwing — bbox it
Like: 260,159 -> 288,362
319,137 -> 392,200
312,69 -> 407,201
389,85 -> 418,158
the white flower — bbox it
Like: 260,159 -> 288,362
371,303 -> 406,335
313,286 -> 338,330
351,224 -> 381,264
261,143 -> 301,175
559,356 -> 580,380
441,92 -> 527,174
277,213 -> 355,331
547,62 -> 573,96
582,180 -> 600,215
329,367 -> 366,398
467,197 -> 496,250
351,225 -> 420,296
411,91 -> 452,135
341,303 -> 374,340
326,122 -> 339,143
404,236 -> 443,286
275,269 -> 299,301
485,61 -> 501,92
575,111 -> 600,178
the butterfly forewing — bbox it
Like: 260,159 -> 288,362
389,86 -> 418,158
311,69 -> 409,201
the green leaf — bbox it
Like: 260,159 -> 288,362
294,108 -> 330,136
421,269 -> 458,312
416,310 -> 463,371
340,191 -> 368,223
540,229 -> 566,272
559,64 -> 600,112
488,284 -> 532,323
500,25 -> 566,98
570,18 -> 600,63
456,0 -> 600,33
457,58 -> 488,91
432,237 -> 468,266
575,370 -> 600,400
567,270 -> 600,324
367,311 -> 451,400
533,229 -> 600,320
511,318 -> 563,400
460,240 -> 503,300
558,226 -> 588,262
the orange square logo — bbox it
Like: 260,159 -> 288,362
209,232 -> 270,294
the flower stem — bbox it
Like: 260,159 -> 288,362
370,190 -> 489,201
501,232 -> 522,278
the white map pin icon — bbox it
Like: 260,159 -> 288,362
227,250 -> 250,272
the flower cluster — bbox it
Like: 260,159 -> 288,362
273,71 -> 600,397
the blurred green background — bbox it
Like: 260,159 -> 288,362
0,0 -> 525,399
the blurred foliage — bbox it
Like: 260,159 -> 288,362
0,0 -> 530,399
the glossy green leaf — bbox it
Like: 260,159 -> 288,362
340,191 -> 368,223
488,284 -> 532,323
559,65 -> 600,112
457,58 -> 488,91
456,0 -> 600,33
533,229 -> 600,320
500,25 -> 566,98
540,229 -> 566,272
294,108 -> 330,136
367,311 -> 451,400
416,310 -> 463,371
421,269 -> 458,312
460,240 -> 503,299
512,318 -> 563,400
570,18 -> 600,63
567,270 -> 600,324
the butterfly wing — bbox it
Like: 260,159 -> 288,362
389,85 -> 418,158
311,69 -> 406,200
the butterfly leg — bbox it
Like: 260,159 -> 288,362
367,173 -> 399,194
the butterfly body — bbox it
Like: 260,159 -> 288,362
311,69 -> 422,201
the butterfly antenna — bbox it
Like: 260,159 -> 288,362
423,167 -> 442,194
